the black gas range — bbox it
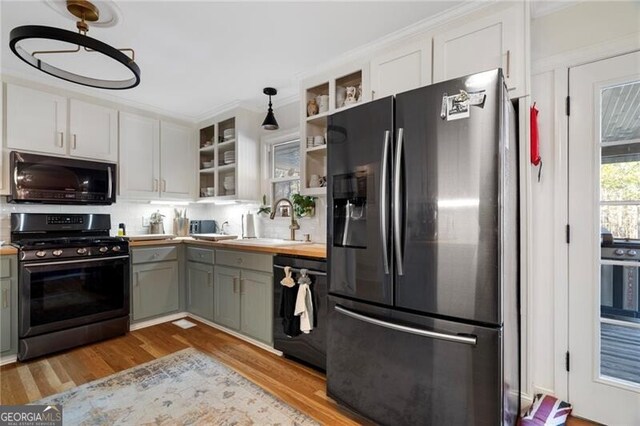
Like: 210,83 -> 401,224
11,213 -> 130,361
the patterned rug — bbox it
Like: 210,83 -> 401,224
34,348 -> 319,425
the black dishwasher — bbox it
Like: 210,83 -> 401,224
273,254 -> 327,371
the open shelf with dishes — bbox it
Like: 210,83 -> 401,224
299,63 -> 369,196
196,109 -> 260,201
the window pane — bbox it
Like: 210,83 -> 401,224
601,82 -> 640,143
600,205 -> 640,240
273,141 -> 300,179
273,180 -> 300,201
601,143 -> 640,202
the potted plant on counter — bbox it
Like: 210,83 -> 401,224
292,193 -> 316,218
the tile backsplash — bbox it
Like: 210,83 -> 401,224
0,196 -> 327,244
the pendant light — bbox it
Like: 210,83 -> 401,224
9,0 -> 140,90
261,87 -> 279,130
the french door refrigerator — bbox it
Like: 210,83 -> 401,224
326,69 -> 520,426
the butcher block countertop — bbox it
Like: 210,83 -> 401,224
0,246 -> 18,256
128,237 -> 326,259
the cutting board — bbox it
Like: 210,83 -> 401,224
191,234 -> 238,241
125,234 -> 175,241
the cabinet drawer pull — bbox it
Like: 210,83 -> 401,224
2,288 -> 8,309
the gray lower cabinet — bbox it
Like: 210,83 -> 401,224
239,270 -> 273,344
213,256 -> 273,345
131,246 -> 180,322
0,255 -> 18,356
214,265 -> 241,330
186,261 -> 214,321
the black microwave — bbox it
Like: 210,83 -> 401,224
8,151 -> 116,205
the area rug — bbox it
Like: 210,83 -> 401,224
33,348 -> 319,426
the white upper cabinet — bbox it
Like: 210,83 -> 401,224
119,112 -> 160,199
69,99 -> 118,162
370,37 -> 431,99
433,3 -> 526,98
120,112 -> 195,200
160,121 -> 194,199
6,84 -> 67,155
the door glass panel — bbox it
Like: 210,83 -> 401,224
599,80 -> 640,386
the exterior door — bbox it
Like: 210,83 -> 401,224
327,97 -> 394,305
568,51 -> 640,424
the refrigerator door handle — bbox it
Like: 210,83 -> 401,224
335,305 -> 477,346
380,130 -> 391,274
394,127 -> 404,276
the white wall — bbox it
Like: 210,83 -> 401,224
528,0 -> 640,400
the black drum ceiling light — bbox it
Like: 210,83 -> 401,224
261,87 -> 279,130
9,0 -> 140,90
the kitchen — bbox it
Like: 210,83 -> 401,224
0,1 -> 639,425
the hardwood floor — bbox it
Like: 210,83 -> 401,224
0,318 -> 596,425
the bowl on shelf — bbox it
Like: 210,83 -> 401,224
223,129 -> 235,139
201,161 -> 213,168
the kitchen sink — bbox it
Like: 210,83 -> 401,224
221,238 -> 311,246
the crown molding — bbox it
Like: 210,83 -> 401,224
293,0 -> 494,83
0,71 -> 198,124
530,0 -> 583,19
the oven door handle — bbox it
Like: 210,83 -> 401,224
23,255 -> 130,267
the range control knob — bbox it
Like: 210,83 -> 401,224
52,249 -> 63,257
614,249 -> 625,256
99,246 -> 109,253
628,250 -> 638,257
35,250 -> 46,258
76,248 -> 88,255
112,246 -> 121,252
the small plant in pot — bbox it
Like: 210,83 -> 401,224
257,194 -> 271,216
291,193 -> 316,218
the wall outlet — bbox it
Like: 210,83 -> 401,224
142,216 -> 150,227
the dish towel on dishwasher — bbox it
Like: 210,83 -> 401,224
294,269 -> 314,334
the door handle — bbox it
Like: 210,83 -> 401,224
380,130 -> 390,275
2,288 -> 8,309
335,305 -> 477,346
72,134 -> 77,150
394,127 -> 404,276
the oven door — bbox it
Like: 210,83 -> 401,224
19,255 -> 130,338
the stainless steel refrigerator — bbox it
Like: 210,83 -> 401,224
326,69 -> 519,425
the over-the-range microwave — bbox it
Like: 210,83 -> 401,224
8,151 -> 116,205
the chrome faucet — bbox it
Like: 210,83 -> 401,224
270,198 -> 300,241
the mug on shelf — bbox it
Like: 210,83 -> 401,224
309,174 -> 320,188
313,135 -> 325,146
206,187 -> 215,196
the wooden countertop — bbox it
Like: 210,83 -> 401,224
0,246 -> 18,256
128,238 -> 326,259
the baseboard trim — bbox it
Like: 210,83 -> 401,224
186,313 -> 283,357
0,355 -> 17,366
129,312 -> 188,331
